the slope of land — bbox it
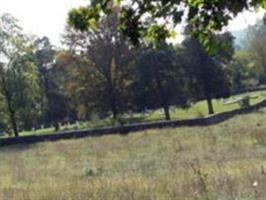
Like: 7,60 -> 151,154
1,110 -> 266,199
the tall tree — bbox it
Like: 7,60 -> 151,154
33,39 -> 74,130
0,13 -> 41,137
133,44 -> 189,120
34,36 -> 56,125
56,51 -> 105,120
182,33 -> 233,115
0,53 -> 41,136
64,12 -> 135,119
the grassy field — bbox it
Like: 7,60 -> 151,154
16,90 -> 266,137
1,110 -> 266,199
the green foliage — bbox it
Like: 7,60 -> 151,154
230,50 -> 258,89
146,25 -> 171,45
0,51 -> 41,133
67,0 -> 264,51
245,14 -> 266,84
0,13 -> 41,136
68,5 -> 101,31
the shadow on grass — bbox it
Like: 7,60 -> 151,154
0,142 -> 37,152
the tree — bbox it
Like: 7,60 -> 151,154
63,12 -> 135,119
230,50 -> 258,90
133,44 -> 189,120
57,50 -> 105,120
68,0 -> 265,51
43,61 -> 73,131
34,36 -> 56,125
246,15 -> 266,84
0,14 -> 41,137
182,32 -> 233,115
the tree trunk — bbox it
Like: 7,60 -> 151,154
206,97 -> 214,115
41,92 -> 46,125
163,104 -> 171,121
111,103 -> 118,119
152,61 -> 171,121
10,110 -> 19,137
109,84 -> 118,120
4,90 -> 19,137
54,121 -> 60,132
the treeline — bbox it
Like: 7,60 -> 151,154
0,13 -> 264,137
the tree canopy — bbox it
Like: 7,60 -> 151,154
68,0 -> 266,52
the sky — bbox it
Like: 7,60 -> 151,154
0,0 -> 88,46
0,1 -> 265,46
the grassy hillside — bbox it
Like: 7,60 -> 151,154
1,110 -> 266,200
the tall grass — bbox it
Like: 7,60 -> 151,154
1,110 -> 266,199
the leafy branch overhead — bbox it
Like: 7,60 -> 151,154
68,0 -> 266,52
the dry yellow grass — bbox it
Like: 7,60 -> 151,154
1,110 -> 266,199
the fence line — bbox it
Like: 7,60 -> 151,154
1,98 -> 266,146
